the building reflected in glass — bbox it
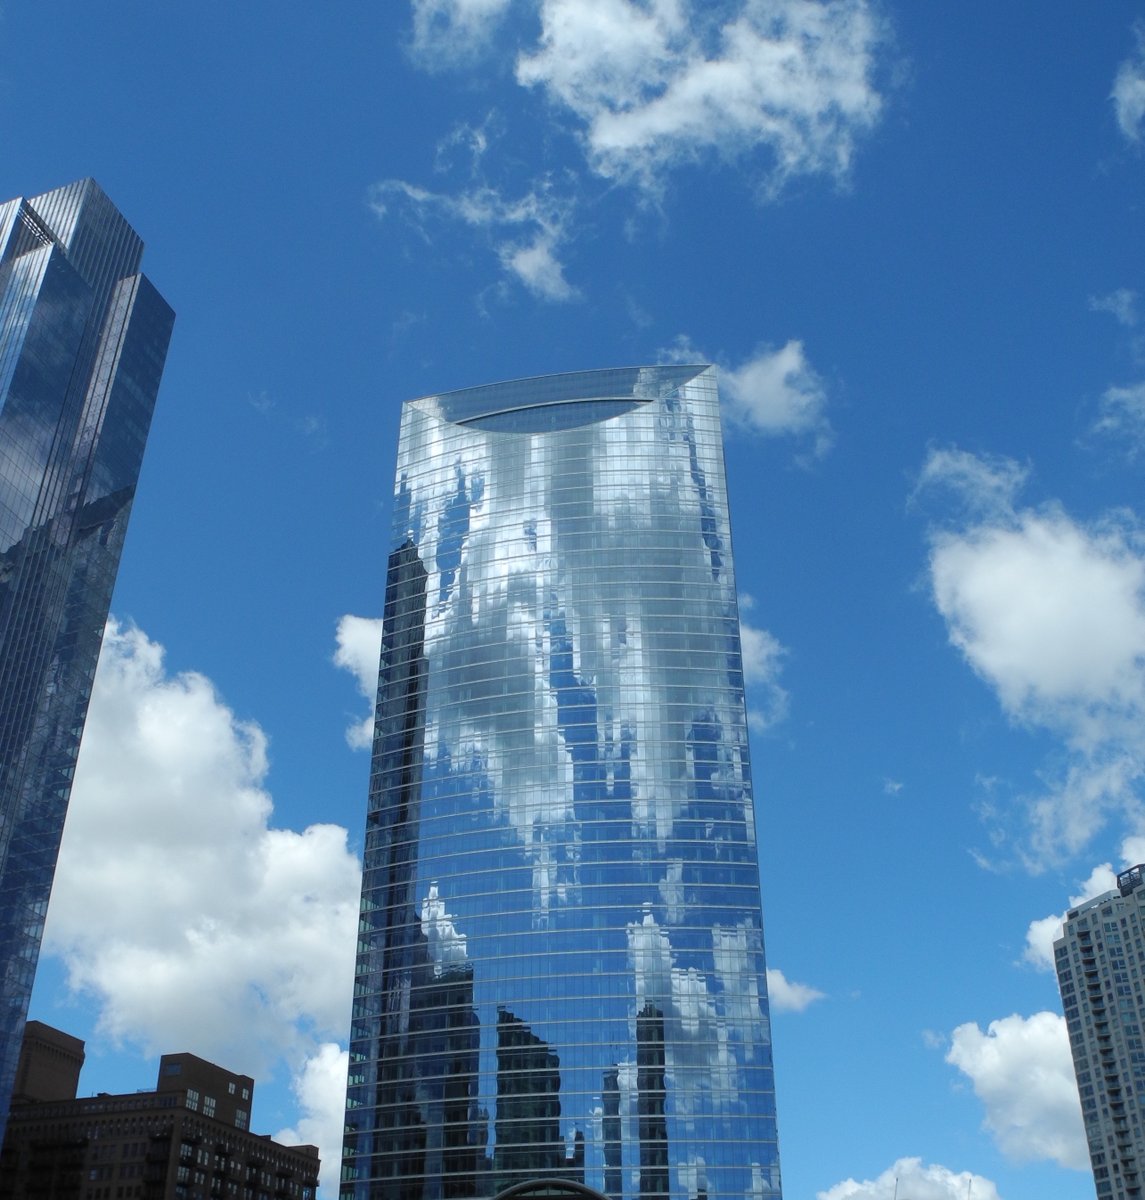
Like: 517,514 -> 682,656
344,367 -> 781,1200
0,181 -> 173,1129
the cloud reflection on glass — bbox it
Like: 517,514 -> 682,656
344,367 -> 781,1200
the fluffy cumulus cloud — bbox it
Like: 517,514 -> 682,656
515,0 -> 886,194
721,340 -> 833,455
817,1158 -> 1000,1200
45,621 -> 361,1079
931,507 -> 1145,729
370,178 -> 579,302
1123,832 -> 1145,864
274,1043 -> 349,1187
334,614 -> 383,748
1024,833 -> 1145,967
663,338 -> 832,455
946,1012 -> 1088,1169
737,596 -> 791,731
917,447 -> 1145,862
1023,861 -> 1116,969
1113,24 -> 1145,142
765,966 -> 824,1012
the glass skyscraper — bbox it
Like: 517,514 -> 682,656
0,180 -> 173,1127
344,366 -> 781,1200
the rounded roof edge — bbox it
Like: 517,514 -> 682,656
407,364 -> 714,429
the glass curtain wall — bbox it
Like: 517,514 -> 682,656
0,181 -> 173,1128
344,366 -> 781,1200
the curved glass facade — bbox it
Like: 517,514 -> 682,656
344,366 -> 781,1200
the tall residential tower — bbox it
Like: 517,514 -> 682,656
1056,864 -> 1145,1200
0,180 -> 173,1128
343,367 -> 781,1200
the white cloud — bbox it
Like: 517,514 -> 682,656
766,966 -> 824,1013
818,1157 -> 1000,1200
371,178 -> 579,301
945,1011 -> 1088,1169
1095,382 -> 1145,454
498,233 -> 578,301
913,446 -> 1028,520
1122,832 -> 1145,864
663,337 -> 832,455
333,614 -> 383,694
394,3 -> 889,299
1090,287 -> 1140,328
1113,25 -> 1145,142
45,621 -> 361,1080
516,0 -> 887,195
409,0 -> 514,65
1087,291 -> 1145,456
739,617 -> 790,731
1027,757 -> 1145,865
434,118 -> 496,176
918,447 -> 1145,862
1023,862 -> 1116,969
722,340 -> 832,455
334,614 -> 383,749
274,1043 -> 348,1190
930,513 -> 1145,732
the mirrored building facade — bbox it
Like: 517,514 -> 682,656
0,181 -> 173,1129
344,366 -> 781,1200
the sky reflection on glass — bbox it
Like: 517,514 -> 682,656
345,366 -> 780,1200
0,181 -> 172,1128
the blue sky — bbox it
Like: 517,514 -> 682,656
4,2 -> 1145,1197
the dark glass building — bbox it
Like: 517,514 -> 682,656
0,181 -> 173,1130
344,367 -> 781,1200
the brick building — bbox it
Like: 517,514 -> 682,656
0,1023 -> 319,1200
